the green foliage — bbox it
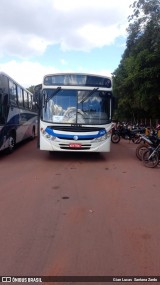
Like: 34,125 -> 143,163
113,0 -> 160,123
27,85 -> 35,94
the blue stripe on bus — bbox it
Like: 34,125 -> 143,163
45,127 -> 106,140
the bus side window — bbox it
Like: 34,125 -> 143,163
17,86 -> 24,107
28,93 -> 32,109
9,80 -> 18,106
24,90 -> 29,109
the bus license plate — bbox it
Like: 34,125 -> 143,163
69,143 -> 82,148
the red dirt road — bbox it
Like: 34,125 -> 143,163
0,139 -> 159,284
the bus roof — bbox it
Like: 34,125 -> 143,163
0,71 -> 32,94
43,72 -> 111,78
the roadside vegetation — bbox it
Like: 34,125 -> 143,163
113,0 -> 160,125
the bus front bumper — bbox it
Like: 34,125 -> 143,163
40,136 -> 111,152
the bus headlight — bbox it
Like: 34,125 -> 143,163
92,133 -> 110,143
41,128 -> 56,140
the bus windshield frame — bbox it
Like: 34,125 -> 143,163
42,88 -> 112,125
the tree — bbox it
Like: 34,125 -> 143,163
113,0 -> 160,124
27,85 -> 35,94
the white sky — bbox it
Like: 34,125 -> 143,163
0,0 -> 133,87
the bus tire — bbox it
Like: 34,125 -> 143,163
6,134 -> 16,154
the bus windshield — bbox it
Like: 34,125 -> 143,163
42,89 -> 112,124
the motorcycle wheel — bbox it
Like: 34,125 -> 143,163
136,144 -> 149,160
132,134 -> 141,144
111,133 -> 120,143
142,149 -> 159,168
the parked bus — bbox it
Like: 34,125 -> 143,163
0,72 -> 37,153
35,73 -> 115,152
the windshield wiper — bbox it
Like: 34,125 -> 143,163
44,87 -> 62,104
80,87 -> 99,104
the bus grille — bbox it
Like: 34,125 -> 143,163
48,126 -> 105,132
57,136 -> 94,141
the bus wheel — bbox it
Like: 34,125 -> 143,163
7,135 -> 16,154
31,127 -> 36,140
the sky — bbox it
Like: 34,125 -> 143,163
0,0 -> 134,88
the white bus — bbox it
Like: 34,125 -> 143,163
35,73 -> 115,152
0,72 -> 37,153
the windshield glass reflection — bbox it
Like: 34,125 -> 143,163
42,89 -> 111,124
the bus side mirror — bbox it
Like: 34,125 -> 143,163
33,84 -> 42,109
32,101 -> 39,111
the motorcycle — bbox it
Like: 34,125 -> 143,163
136,133 -> 159,160
111,128 -> 121,143
111,125 -> 145,144
142,141 -> 160,168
